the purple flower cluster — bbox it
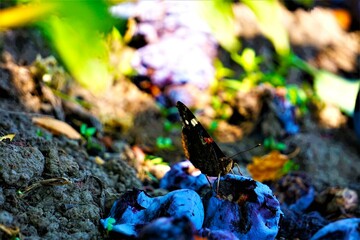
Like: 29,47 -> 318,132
111,1 -> 217,105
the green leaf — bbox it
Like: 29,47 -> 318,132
85,127 -> 96,137
314,70 -> 360,115
145,171 -> 159,183
36,129 -> 43,137
163,120 -> 173,132
156,137 -> 173,150
286,84 -> 308,114
262,73 -> 286,87
231,49 -> 262,73
222,79 -> 241,91
287,53 -> 360,115
106,217 -> 116,232
0,133 -> 16,142
214,59 -> 235,79
80,123 -> 87,135
281,159 -> 299,174
150,157 -> 164,165
263,137 -> 286,151
197,0 -> 241,52
208,120 -> 219,133
36,0 -> 115,93
242,0 -> 290,56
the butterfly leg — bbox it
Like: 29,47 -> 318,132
205,175 -> 212,187
216,172 -> 221,195
233,162 -> 243,175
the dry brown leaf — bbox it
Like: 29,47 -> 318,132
0,223 -> 20,236
247,150 -> 289,182
32,117 -> 81,139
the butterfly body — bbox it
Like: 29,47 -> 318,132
176,101 -> 234,177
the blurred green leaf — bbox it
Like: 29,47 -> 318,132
286,53 -> 359,115
231,49 -> 262,73
145,155 -> 168,166
86,127 -> 97,137
80,123 -> 96,138
287,53 -> 317,75
197,0 -> 241,52
144,171 -> 159,183
287,85 -> 305,104
156,136 -> 173,150
80,124 -> 87,136
163,119 -> 172,132
106,217 -> 116,232
0,2 -> 55,30
1,0 -> 116,93
106,27 -> 135,77
35,0 -> 116,93
263,137 -> 286,151
314,71 -> 360,115
150,157 -> 167,165
288,0 -> 314,8
222,79 -> 243,91
214,59 -> 235,79
0,134 -> 16,142
242,0 -> 290,56
262,73 -> 286,87
281,159 -> 299,174
286,84 -> 308,113
208,120 -> 219,134
36,129 -> 44,137
211,96 -> 222,110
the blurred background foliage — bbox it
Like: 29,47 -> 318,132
1,0 -> 118,92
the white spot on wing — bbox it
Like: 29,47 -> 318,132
191,118 -> 198,126
185,120 -> 189,125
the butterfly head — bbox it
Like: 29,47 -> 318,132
220,157 -> 234,175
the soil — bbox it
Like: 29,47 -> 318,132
0,4 -> 359,240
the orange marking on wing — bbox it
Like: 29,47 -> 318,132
204,137 -> 214,144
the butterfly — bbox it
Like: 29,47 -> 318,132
176,101 -> 235,182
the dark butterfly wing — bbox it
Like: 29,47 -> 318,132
176,101 -> 233,176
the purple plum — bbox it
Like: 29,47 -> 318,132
100,188 -> 204,238
139,216 -> 196,240
202,174 -> 282,240
310,218 -> 360,240
160,160 -> 209,192
199,228 -> 240,240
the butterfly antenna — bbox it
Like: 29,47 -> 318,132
228,143 -> 262,159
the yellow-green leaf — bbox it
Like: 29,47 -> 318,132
0,134 -> 16,142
